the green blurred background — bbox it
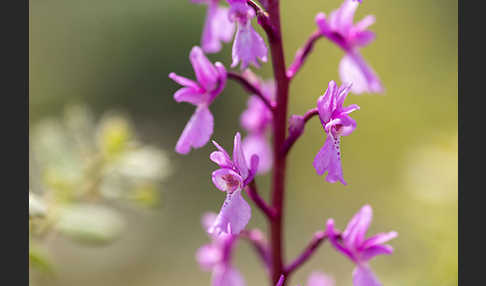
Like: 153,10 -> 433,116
29,0 -> 457,285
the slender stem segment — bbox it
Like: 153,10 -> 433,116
266,0 -> 290,284
227,71 -> 275,111
282,108 -> 319,155
240,229 -> 272,271
246,180 -> 276,219
284,231 -> 328,275
287,30 -> 322,80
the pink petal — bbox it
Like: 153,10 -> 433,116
175,106 -> 214,154
242,134 -> 272,174
335,0 -> 359,36
211,265 -> 246,286
201,212 -> 218,231
196,243 -> 222,270
307,271 -> 335,286
208,189 -> 251,236
343,205 -> 372,249
169,72 -> 200,89
313,135 -> 346,185
202,6 -> 235,53
212,168 -> 244,193
210,151 -> 233,169
362,231 -> 398,249
190,46 -> 219,92
359,244 -> 394,262
173,87 -> 205,105
339,53 -> 384,94
352,265 -> 382,286
231,23 -> 268,70
233,132 -> 249,179
317,81 -> 338,123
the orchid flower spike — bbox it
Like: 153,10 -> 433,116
326,205 -> 398,286
169,46 -> 227,154
227,0 -> 268,69
192,0 -> 235,53
208,132 -> 259,236
315,0 -> 383,94
313,80 -> 360,185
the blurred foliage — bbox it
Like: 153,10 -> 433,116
29,104 -> 171,279
30,0 -> 457,286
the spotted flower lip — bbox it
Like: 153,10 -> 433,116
325,205 -> 398,286
169,46 -> 227,155
192,0 -> 235,53
227,0 -> 268,70
315,0 -> 383,94
313,80 -> 359,185
208,132 -> 259,236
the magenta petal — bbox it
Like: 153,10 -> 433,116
343,205 -> 372,249
336,0 -> 359,35
339,53 -> 383,94
169,72 -> 200,89
208,189 -> 251,236
210,151 -> 234,169
317,81 -> 338,123
231,23 -> 268,70
307,271 -> 335,286
173,87 -> 204,105
196,243 -> 222,270
242,134 -> 272,174
362,231 -> 398,249
360,244 -> 394,262
202,6 -> 235,53
352,265 -> 382,286
233,132 -> 249,179
190,46 -> 219,91
212,168 -> 243,193
202,212 -> 218,231
313,136 -> 346,185
212,265 -> 246,286
175,106 -> 214,154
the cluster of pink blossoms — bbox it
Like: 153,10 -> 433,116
169,0 -> 396,286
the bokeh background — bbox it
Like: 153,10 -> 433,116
29,0 -> 457,285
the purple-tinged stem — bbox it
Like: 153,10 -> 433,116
282,108 -> 319,155
247,0 -> 275,38
240,229 -> 272,271
246,180 -> 276,219
266,0 -> 289,284
227,71 -> 275,111
284,231 -> 328,275
287,30 -> 322,80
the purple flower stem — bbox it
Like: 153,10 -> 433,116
247,0 -> 275,39
227,71 -> 275,111
282,108 -> 319,155
265,0 -> 290,284
240,229 -> 272,271
245,180 -> 276,219
286,30 -> 322,80
283,231 -> 330,275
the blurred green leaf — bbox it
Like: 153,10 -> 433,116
56,204 -> 125,246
